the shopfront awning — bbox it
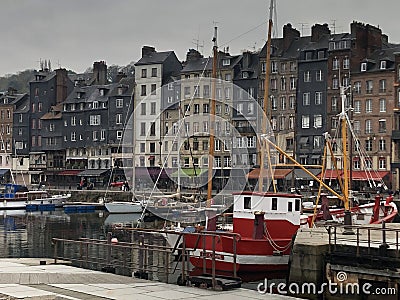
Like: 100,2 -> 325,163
246,168 -> 292,179
78,169 -> 109,177
351,170 -> 389,181
320,169 -> 343,179
58,170 -> 82,176
286,169 -> 320,180
0,169 -> 11,176
170,168 -> 208,178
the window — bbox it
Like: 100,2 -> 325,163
49,123 -> 55,132
333,58 -> 339,70
271,198 -> 278,210
354,100 -> 361,113
270,78 -> 277,90
92,131 -> 98,141
19,114 -> 23,123
353,159 -> 360,170
354,81 -> 361,94
115,98 -> 123,108
203,141 -> 208,151
303,93 -> 310,106
222,59 -> 230,66
224,87 -> 230,99
271,61 -> 278,73
141,85 -> 146,96
151,67 -> 157,77
343,77 -> 350,87
280,77 -> 286,91
366,99 -> 372,113
167,96 -> 173,103
140,122 -> 146,136
71,132 -> 76,141
203,121 -> 208,132
116,131 -> 123,140
302,115 -> 310,128
279,116 -> 286,130
203,103 -> 209,113
313,136 -> 322,149
380,61 -> 387,70
361,62 -> 367,72
304,71 -> 311,82
116,114 -> 122,124
315,92 -> 322,105
379,157 -> 386,169
140,103 -> 146,115
289,95 -> 295,109
366,80 -> 373,94
184,86 -> 191,96
225,73 -> 232,81
290,77 -> 296,90
317,50 -> 324,59
290,61 -> 296,71
314,115 -> 322,128
365,120 -> 372,134
343,57 -> 350,69
379,119 -> 386,133
316,70 -> 323,81
150,102 -> 156,115
379,99 -> 386,112
354,120 -> 361,133
244,197 -> 251,209
194,104 -> 200,114
379,80 -> 386,93
365,158 -> 372,169
194,85 -> 200,97
101,129 -> 106,140
332,78 -> 339,89
379,139 -> 386,151
214,157 -> 221,168
280,97 -> 286,110
203,85 -> 210,97
150,122 -> 156,136
151,84 -> 156,95
89,115 -> 101,125
193,122 -> 199,133
305,52 -> 312,60
141,69 -> 147,78
365,139 -> 372,151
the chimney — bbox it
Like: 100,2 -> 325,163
311,23 -> 330,42
93,61 -> 107,85
283,23 -> 300,51
142,46 -> 156,57
186,49 -> 203,62
55,68 -> 68,104
351,22 -> 382,63
242,51 -> 252,68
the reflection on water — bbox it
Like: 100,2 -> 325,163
0,209 -> 114,258
0,209 -> 281,289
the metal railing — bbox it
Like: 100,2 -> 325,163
327,222 -> 400,258
52,228 -> 241,289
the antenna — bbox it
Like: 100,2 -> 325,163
192,38 -> 204,53
298,23 -> 309,36
331,19 -> 337,34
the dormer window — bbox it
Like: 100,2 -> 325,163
361,62 -> 367,72
380,61 -> 387,70
99,89 -> 104,96
242,72 -> 249,79
93,101 -> 99,109
118,87 -> 123,95
222,59 -> 230,66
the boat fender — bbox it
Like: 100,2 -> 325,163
111,237 -> 118,244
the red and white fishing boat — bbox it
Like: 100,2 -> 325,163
182,0 -> 397,274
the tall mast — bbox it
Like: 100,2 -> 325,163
259,0 -> 275,192
340,86 -> 349,210
207,26 -> 218,205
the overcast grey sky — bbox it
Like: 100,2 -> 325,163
1,0 -> 399,77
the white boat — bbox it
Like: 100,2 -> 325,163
105,201 -> 143,213
0,183 -> 70,210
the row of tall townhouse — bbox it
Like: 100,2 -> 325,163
0,20 -> 399,191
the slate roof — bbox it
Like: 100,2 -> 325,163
64,84 -> 118,104
135,51 -> 174,66
181,57 -> 213,73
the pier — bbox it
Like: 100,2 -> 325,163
289,223 -> 400,299
0,258 -> 289,300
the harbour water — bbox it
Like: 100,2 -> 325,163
0,209 -> 155,259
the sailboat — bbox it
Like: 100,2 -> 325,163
182,0 -> 397,274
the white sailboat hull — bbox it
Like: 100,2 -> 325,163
105,202 -> 143,214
